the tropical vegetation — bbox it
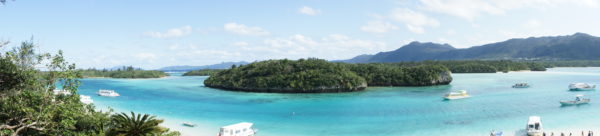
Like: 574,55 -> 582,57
204,58 -> 368,93
390,60 -> 547,73
79,67 -> 168,78
204,58 -> 454,93
182,69 -> 225,76
0,40 -> 179,136
346,63 -> 452,86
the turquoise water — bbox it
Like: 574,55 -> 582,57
78,68 -> 600,136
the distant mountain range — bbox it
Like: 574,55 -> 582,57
339,33 -> 600,63
158,61 -> 249,71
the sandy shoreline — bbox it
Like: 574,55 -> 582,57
94,105 -> 213,136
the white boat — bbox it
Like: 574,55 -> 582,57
53,89 -> 72,95
490,130 -> 503,136
444,90 -> 470,100
79,95 -> 94,104
217,122 -> 257,136
569,83 -> 595,91
526,116 -> 543,136
512,83 -> 530,88
182,122 -> 196,127
560,95 -> 590,106
97,89 -> 120,97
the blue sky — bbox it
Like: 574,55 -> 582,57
1,0 -> 600,69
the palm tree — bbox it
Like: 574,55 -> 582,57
107,112 -> 165,136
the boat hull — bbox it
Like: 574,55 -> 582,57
569,88 -> 595,91
512,86 -> 530,88
560,99 -> 590,106
444,96 -> 470,100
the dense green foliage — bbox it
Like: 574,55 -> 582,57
182,69 -> 225,76
204,58 -> 454,93
205,58 -> 368,93
390,60 -> 547,73
535,60 -> 600,67
0,40 -> 179,136
80,66 -> 167,78
345,63 -> 452,86
107,112 -> 180,136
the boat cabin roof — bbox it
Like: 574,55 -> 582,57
528,116 -> 541,124
221,122 -> 253,130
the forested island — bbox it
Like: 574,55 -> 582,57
182,69 -> 225,76
204,58 -> 452,93
79,66 -> 168,78
391,60 -> 547,73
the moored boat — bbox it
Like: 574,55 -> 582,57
97,89 -> 120,97
490,130 -> 503,136
53,89 -> 72,95
512,83 -> 530,88
217,122 -> 257,136
182,122 -> 196,127
444,90 -> 470,100
526,116 -> 543,136
560,95 -> 590,106
569,83 -> 595,91
79,95 -> 94,104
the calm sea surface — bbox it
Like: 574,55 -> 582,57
78,68 -> 600,136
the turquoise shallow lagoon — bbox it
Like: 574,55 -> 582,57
78,68 -> 600,136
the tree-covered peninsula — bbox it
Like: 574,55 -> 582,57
182,69 -> 225,76
391,60 -> 547,73
79,66 -> 168,78
204,58 -> 453,93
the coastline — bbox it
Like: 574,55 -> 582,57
93,104 -> 213,136
82,76 -> 169,79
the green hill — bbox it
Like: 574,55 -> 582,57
204,58 -> 453,93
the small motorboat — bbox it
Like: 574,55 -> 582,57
526,116 -> 543,136
53,89 -> 72,95
97,89 -> 120,97
512,83 -> 530,88
444,90 -> 470,100
79,95 -> 94,104
182,122 -> 196,127
490,130 -> 503,136
569,83 -> 595,91
217,122 -> 257,136
560,95 -> 590,106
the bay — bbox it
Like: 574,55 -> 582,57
78,67 -> 600,136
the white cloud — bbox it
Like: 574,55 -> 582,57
257,34 -> 388,59
360,21 -> 399,33
299,6 -> 321,15
523,19 -> 542,28
165,43 -> 243,64
144,26 -> 192,38
419,0 -> 600,21
389,8 -> 439,34
232,41 -> 249,46
405,24 -> 425,34
134,53 -> 157,60
224,23 -> 270,36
